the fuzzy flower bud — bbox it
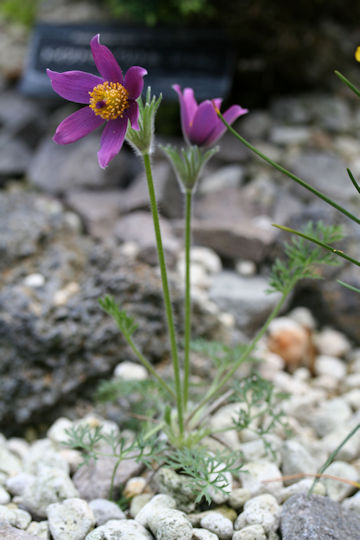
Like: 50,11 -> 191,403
161,144 -> 219,192
126,87 -> 162,155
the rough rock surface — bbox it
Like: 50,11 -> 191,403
280,493 -> 360,540
0,191 -> 225,433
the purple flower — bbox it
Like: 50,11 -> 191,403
173,84 -> 248,147
47,34 -> 147,168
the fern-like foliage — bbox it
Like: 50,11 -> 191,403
268,221 -> 343,294
230,373 -> 291,458
155,446 -> 245,505
99,295 -> 138,338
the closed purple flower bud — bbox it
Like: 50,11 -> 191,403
173,85 -> 248,147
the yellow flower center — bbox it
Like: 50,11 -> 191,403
89,81 -> 129,120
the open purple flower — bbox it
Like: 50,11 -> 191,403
47,34 -> 147,168
173,84 -> 248,147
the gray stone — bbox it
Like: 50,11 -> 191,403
198,164 -> 244,194
209,272 -> 283,335
28,136 -> 131,194
323,461 -> 358,502
136,494 -> 192,540
151,468 -> 197,513
47,498 -> 96,540
192,529 -> 219,539
89,498 -> 125,526
114,211 -> 179,266
280,493 -> 360,540
238,461 -> 283,498
281,440 -> 318,483
310,398 -> 352,437
287,151 -> 355,203
65,190 -> 124,239
26,521 -> 50,539
200,512 -> 233,540
0,190 -> 226,431
0,505 -> 32,529
0,91 -> 46,147
270,126 -> 311,145
232,525 -> 266,540
0,137 -> 31,179
73,448 -> 143,501
235,494 -> 281,534
19,466 -> 79,518
85,518 -> 153,539
187,187 -> 277,261
0,522 -> 42,540
119,160 -> 183,219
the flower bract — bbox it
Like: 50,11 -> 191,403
173,84 -> 248,147
47,34 -> 147,168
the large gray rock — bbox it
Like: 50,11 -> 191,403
209,272 -> 284,335
27,136 -> 132,194
280,494 -> 360,540
287,151 -> 355,203
73,447 -> 143,501
0,190 -> 225,432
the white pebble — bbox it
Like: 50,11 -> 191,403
47,417 -> 73,445
323,461 -> 359,501
89,498 -> 125,525
315,328 -> 351,357
192,528 -> 219,539
113,361 -> 148,380
47,497 -> 96,540
0,485 -> 10,504
314,355 -> 347,380
86,518 -> 153,539
235,494 -> 281,534
238,461 -> 283,498
233,524 -> 267,540
236,260 -> 257,276
23,273 -> 45,288
200,511 -> 233,540
0,504 -> 32,529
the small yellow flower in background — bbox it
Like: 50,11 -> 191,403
355,46 -> 360,62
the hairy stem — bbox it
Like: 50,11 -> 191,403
142,153 -> 184,435
183,189 -> 193,411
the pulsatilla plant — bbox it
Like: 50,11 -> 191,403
49,34 -> 345,503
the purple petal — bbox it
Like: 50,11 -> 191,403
47,69 -> 104,104
212,98 -> 223,111
127,101 -> 140,130
207,104 -> 248,145
188,100 -> 218,146
90,34 -> 123,83
98,117 -> 127,168
53,106 -> 105,144
124,66 -> 147,99
173,85 -> 198,140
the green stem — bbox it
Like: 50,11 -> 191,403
217,112 -> 360,225
142,153 -> 184,435
347,168 -> 360,195
334,70 -> 360,99
308,422 -> 360,496
186,284 -> 292,427
125,335 -> 176,399
183,189 -> 193,411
